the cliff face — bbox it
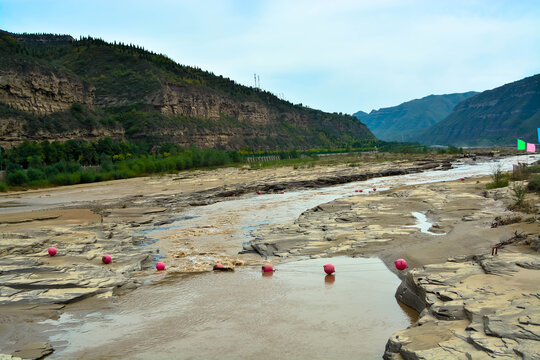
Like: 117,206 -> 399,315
149,82 -> 272,125
0,66 -> 94,115
0,114 -> 125,149
0,31 -> 375,150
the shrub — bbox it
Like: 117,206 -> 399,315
27,168 -> 46,181
512,182 -> 527,206
44,165 -> 60,179
527,174 -> 540,193
79,170 -> 96,183
0,182 -> 8,192
7,170 -> 28,186
528,165 -> 540,174
487,165 -> 509,189
28,179 -> 49,187
69,172 -> 81,185
50,173 -> 71,186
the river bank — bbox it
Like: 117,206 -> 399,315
1,153 -> 539,358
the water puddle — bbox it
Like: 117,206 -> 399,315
45,257 -> 415,359
406,212 -> 446,235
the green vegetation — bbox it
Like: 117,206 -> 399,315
354,92 -> 478,142
0,137 -> 456,191
512,182 -> 527,206
413,74 -> 540,146
527,174 -> 540,193
487,165 -> 509,189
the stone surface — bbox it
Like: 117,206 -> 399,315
11,341 -> 53,360
385,253 -> 540,359
0,220 -> 153,305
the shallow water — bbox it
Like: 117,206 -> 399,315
407,211 -> 445,235
144,155 -> 539,254
45,257 -> 414,359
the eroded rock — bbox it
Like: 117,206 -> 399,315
385,253 -> 540,359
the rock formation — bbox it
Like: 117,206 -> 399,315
0,65 -> 94,115
385,253 -> 540,359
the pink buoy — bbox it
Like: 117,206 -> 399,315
262,263 -> 274,272
394,259 -> 407,271
215,263 -> 224,269
156,262 -> 166,271
460,177 -> 465,181
48,247 -> 57,256
281,190 -> 285,194
323,263 -> 335,275
257,191 -> 261,195
102,254 -> 112,264
355,189 -> 359,193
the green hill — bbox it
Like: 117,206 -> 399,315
413,74 -> 540,146
0,30 -> 375,150
353,92 -> 477,141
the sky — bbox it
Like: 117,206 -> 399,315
1,0 -> 539,114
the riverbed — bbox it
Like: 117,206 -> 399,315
1,154 -> 538,359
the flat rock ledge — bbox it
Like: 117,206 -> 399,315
0,225 -> 154,305
384,253 -> 540,359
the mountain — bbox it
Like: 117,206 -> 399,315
353,92 -> 478,142
0,30 -> 375,150
413,74 -> 540,146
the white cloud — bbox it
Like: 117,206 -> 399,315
1,0 -> 539,113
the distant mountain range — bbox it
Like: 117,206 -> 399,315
353,92 -> 478,142
0,30 -> 374,150
355,74 -> 540,147
413,74 -> 540,146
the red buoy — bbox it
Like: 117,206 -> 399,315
373,188 -> 377,191
257,191 -> 261,195
281,190 -> 285,194
359,189 -> 363,193
355,189 -> 359,192
156,262 -> 166,271
323,263 -> 335,275
460,177 -> 465,181
48,247 -> 57,256
394,259 -> 407,271
262,263 -> 274,272
102,254 -> 112,264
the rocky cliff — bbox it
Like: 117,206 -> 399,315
0,30 -> 374,150
0,63 -> 94,115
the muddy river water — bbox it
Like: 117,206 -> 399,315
27,155 -> 540,359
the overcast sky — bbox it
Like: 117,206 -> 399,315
1,0 -> 539,114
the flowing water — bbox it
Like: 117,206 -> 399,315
32,155 -> 540,358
